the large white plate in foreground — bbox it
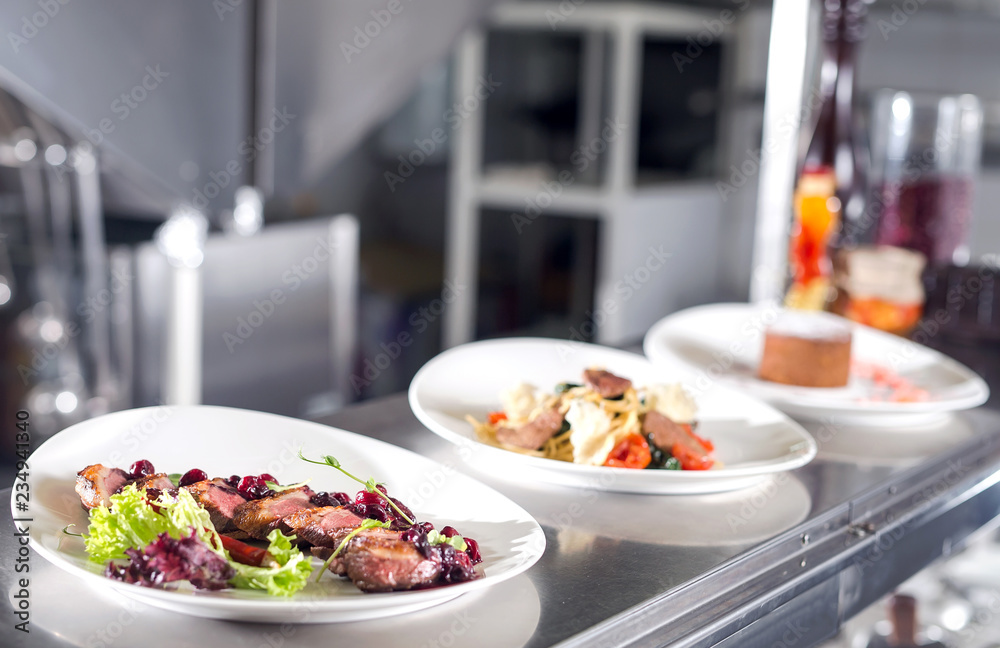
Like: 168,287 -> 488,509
643,303 -> 989,426
16,406 -> 545,623
408,338 -> 816,494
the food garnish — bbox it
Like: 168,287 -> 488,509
297,450 -> 415,525
80,482 -> 313,595
105,531 -> 235,590
851,360 -> 930,402
228,529 -> 313,596
72,452 -> 482,596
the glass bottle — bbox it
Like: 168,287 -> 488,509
786,0 -> 868,311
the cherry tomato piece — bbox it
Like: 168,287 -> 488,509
603,434 -> 652,470
672,443 -> 714,471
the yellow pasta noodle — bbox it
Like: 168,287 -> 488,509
468,384 -> 650,464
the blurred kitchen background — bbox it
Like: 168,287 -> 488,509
3,2 -> 1000,644
1,1 -> 999,455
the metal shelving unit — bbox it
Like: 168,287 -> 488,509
444,2 -> 733,348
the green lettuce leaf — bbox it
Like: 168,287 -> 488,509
84,484 -> 312,597
229,529 -> 313,596
84,484 -> 221,563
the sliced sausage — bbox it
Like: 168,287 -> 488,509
642,410 -> 708,460
496,409 -> 565,450
583,369 -> 632,399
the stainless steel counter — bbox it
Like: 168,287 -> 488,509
4,377 -> 1000,647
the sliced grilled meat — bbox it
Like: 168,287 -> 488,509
311,546 -> 348,577
280,506 -> 363,548
183,478 -> 248,534
583,368 -> 632,399
232,486 -> 318,540
75,464 -> 131,510
643,410 -> 710,463
128,473 -> 176,492
495,409 -> 564,450
339,528 -> 444,592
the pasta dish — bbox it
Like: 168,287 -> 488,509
467,368 -> 715,471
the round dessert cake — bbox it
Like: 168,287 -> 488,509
758,311 -> 853,388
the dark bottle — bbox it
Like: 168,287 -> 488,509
787,0 -> 869,310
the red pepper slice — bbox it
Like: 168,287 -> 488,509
487,411 -> 508,425
672,443 -> 714,471
220,535 -> 278,568
604,434 -> 652,470
682,423 -> 715,453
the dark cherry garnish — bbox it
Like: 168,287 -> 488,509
389,497 -> 415,524
238,475 -> 274,500
440,525 -> 460,538
354,490 -> 386,508
144,487 -> 163,514
438,545 -> 476,583
259,473 -> 277,485
225,475 -> 241,488
401,527 -> 432,558
309,491 -> 351,507
129,459 -> 155,480
465,537 -> 482,565
178,469 -> 208,487
353,503 -> 389,522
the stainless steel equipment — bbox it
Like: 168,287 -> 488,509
133,213 -> 359,417
3,349 -> 1000,646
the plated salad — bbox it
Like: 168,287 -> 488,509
468,368 -> 716,471
71,453 -> 483,596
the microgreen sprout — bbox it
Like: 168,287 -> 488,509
297,449 -> 414,525
62,524 -> 84,538
316,518 -> 390,582
427,530 -> 467,552
264,479 -> 311,493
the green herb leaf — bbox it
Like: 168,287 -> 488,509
663,457 -> 682,471
264,479 -> 311,492
298,448 -> 415,526
427,530 -> 468,552
229,529 -> 313,596
62,524 -> 84,538
82,484 -> 313,596
166,473 -> 183,487
84,484 -> 222,563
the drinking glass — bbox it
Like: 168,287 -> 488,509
869,91 -> 983,266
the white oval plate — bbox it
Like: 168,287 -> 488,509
408,338 -> 816,494
15,406 -> 545,623
643,303 -> 990,426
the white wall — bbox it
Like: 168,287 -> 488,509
597,184 -> 723,345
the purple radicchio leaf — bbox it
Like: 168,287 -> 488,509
105,531 -> 234,590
